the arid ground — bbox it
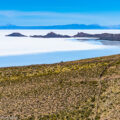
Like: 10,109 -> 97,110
0,54 -> 120,120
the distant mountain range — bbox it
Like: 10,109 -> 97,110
0,24 -> 120,29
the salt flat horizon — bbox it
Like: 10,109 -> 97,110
0,30 -> 119,57
1,29 -> 120,36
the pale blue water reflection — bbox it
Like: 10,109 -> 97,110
0,47 -> 120,67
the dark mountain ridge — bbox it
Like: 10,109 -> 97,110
30,32 -> 71,38
6,32 -> 27,37
6,32 -> 120,41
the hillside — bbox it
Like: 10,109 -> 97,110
0,55 -> 120,120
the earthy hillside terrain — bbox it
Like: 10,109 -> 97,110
0,55 -> 120,120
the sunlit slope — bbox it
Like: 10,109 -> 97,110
0,54 -> 120,120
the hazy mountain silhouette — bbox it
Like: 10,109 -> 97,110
0,24 -> 116,29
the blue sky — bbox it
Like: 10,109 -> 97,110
0,0 -> 120,26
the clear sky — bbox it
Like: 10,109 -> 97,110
0,0 -> 120,26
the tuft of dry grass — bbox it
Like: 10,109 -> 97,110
0,54 -> 120,120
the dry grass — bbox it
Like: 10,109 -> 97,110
0,54 -> 120,120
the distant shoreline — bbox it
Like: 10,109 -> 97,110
0,54 -> 119,69
6,32 -> 120,41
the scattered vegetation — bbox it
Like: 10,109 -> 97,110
0,54 -> 120,120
